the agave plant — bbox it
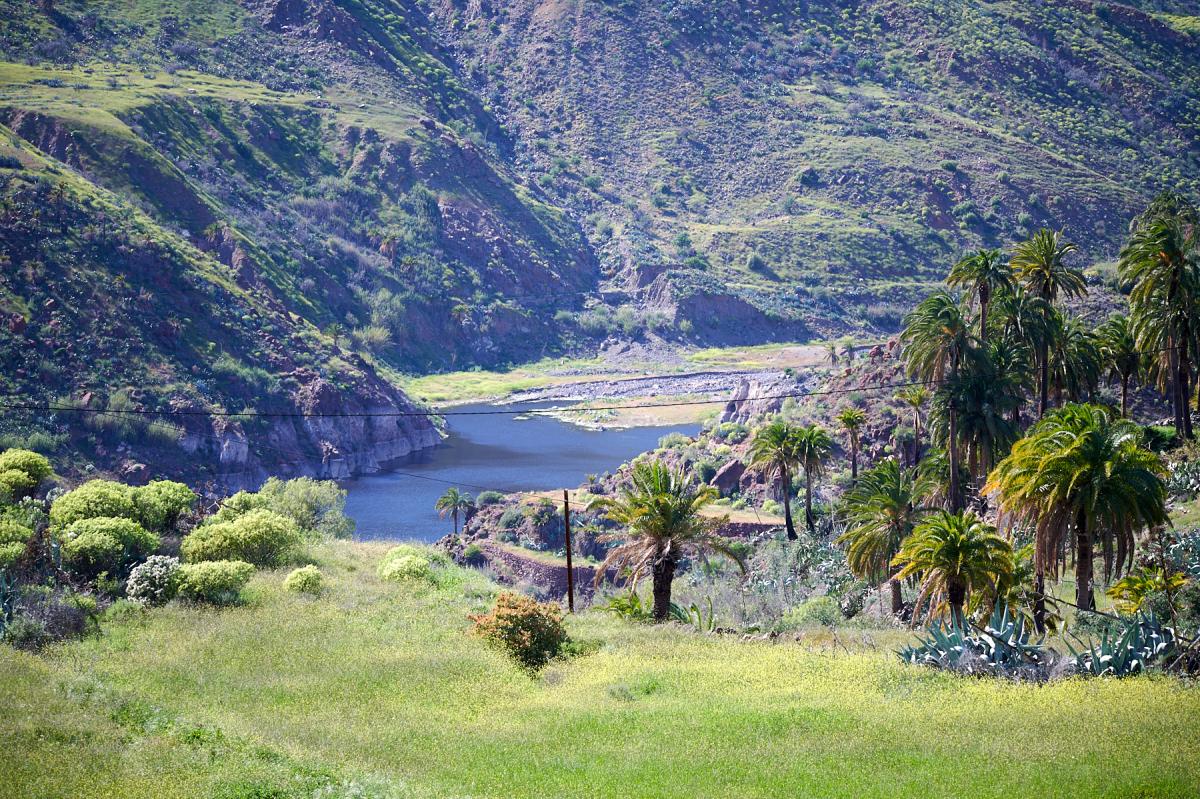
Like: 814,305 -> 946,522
669,597 -> 718,633
1069,612 -> 1178,677
898,602 -> 1054,680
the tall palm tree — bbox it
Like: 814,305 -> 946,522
1119,193 -> 1200,439
836,407 -> 866,481
1010,229 -> 1086,418
900,291 -> 974,511
892,510 -> 1013,626
931,345 -> 1021,480
837,460 -> 935,615
749,419 -> 802,540
946,248 -> 1012,342
1047,313 -> 1102,405
589,461 -> 743,620
434,488 -> 474,536
794,424 -> 833,534
986,404 -> 1168,628
894,385 -> 930,464
1097,313 -> 1141,418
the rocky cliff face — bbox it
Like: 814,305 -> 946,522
176,378 -> 441,491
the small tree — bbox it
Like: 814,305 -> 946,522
589,461 -> 743,621
892,511 -> 1013,625
435,488 -> 474,536
836,407 -> 866,481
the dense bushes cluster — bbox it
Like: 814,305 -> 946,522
0,453 -> 352,645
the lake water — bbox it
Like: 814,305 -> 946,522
343,403 -> 697,540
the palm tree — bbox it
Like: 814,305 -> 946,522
900,291 -> 974,511
986,404 -> 1168,629
434,488 -> 474,536
1010,229 -> 1086,418
794,424 -> 833,534
894,385 -> 930,463
749,419 -> 802,540
1119,192 -> 1200,439
837,460 -> 935,615
1097,313 -> 1141,418
836,407 -> 866,481
891,510 -> 1013,626
824,342 -> 839,367
1046,314 -> 1101,405
931,345 -> 1021,479
589,461 -> 743,620
946,248 -> 1012,342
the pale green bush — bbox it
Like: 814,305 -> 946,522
0,469 -> 36,501
379,553 -> 432,582
780,595 -> 842,628
176,560 -> 254,604
50,480 -> 137,530
209,477 -> 353,539
132,481 -> 197,533
0,519 -> 34,568
283,565 -> 324,595
60,517 -> 159,577
0,449 -> 53,486
182,509 -> 300,568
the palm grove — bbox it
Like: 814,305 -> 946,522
582,193 -> 1198,632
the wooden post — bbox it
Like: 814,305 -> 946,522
563,489 -> 575,613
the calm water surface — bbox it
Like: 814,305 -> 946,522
343,403 -> 696,540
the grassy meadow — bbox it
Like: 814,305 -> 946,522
4,540 -> 1198,799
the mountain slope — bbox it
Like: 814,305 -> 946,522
0,0 -> 1198,481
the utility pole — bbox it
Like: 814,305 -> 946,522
563,489 -> 575,613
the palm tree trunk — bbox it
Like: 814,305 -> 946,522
850,439 -> 858,482
1033,570 -> 1046,634
651,554 -> 677,621
1075,507 -> 1095,611
948,580 -> 967,627
948,403 -> 962,513
1181,346 -> 1194,439
979,295 -> 989,343
1120,373 -> 1130,418
781,466 -> 796,541
453,510 -> 459,536
1169,341 -> 1184,437
889,578 -> 903,616
804,472 -> 815,534
1038,341 -> 1050,418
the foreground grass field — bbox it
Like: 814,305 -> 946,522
3,541 -> 1200,799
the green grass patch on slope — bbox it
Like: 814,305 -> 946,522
4,540 -> 1199,799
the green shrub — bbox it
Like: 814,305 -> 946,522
283,565 -> 324,595
209,478 -> 353,539
208,490 -> 268,523
61,527 -> 122,577
0,449 -> 53,486
781,595 -> 842,628
60,517 -> 159,577
0,519 -> 34,568
176,560 -> 254,604
476,491 -> 505,506
469,591 -> 569,670
0,469 -> 36,501
181,509 -> 301,568
379,553 -> 432,582
132,481 -> 198,533
50,480 -> 137,530
125,555 -> 180,605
